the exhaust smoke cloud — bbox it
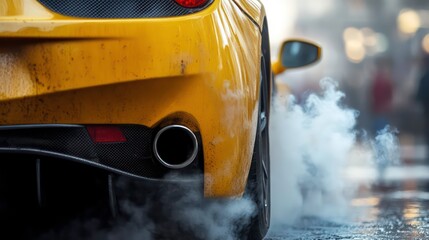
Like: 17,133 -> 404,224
269,78 -> 399,228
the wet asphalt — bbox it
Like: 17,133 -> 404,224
266,160 -> 429,240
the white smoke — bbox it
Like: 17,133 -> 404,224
371,126 -> 400,180
135,176 -> 256,240
38,175 -> 255,240
269,78 -> 399,228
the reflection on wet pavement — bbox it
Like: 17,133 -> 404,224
266,142 -> 429,240
267,189 -> 429,239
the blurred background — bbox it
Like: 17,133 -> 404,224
262,0 -> 429,161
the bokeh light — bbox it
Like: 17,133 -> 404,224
346,42 -> 366,63
398,9 -> 421,34
343,27 -> 365,63
422,34 -> 429,54
374,33 -> 389,53
362,28 -> 377,47
343,27 -> 364,43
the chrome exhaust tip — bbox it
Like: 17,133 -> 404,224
153,125 -> 198,169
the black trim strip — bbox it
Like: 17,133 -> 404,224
0,124 -> 83,130
0,148 -> 198,183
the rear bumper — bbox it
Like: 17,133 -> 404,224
0,0 -> 262,197
0,124 -> 203,181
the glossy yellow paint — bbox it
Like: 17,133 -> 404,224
0,0 -> 263,197
231,0 -> 265,29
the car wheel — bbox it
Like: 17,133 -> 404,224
243,56 -> 271,240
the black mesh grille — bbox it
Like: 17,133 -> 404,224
0,125 -> 203,179
36,0 -> 213,18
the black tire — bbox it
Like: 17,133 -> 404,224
244,55 -> 271,240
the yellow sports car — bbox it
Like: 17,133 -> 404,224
0,0 -> 320,238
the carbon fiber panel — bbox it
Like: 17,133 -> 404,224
37,0 -> 213,18
0,125 -> 202,179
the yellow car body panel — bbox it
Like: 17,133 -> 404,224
231,0 -> 265,29
0,0 -> 264,197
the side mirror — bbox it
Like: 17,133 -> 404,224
272,39 -> 322,75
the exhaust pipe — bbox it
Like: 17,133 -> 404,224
153,125 -> 198,169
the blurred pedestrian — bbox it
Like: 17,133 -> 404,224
416,54 -> 429,155
370,58 -> 393,135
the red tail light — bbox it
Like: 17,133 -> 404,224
174,0 -> 208,8
86,126 -> 126,143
